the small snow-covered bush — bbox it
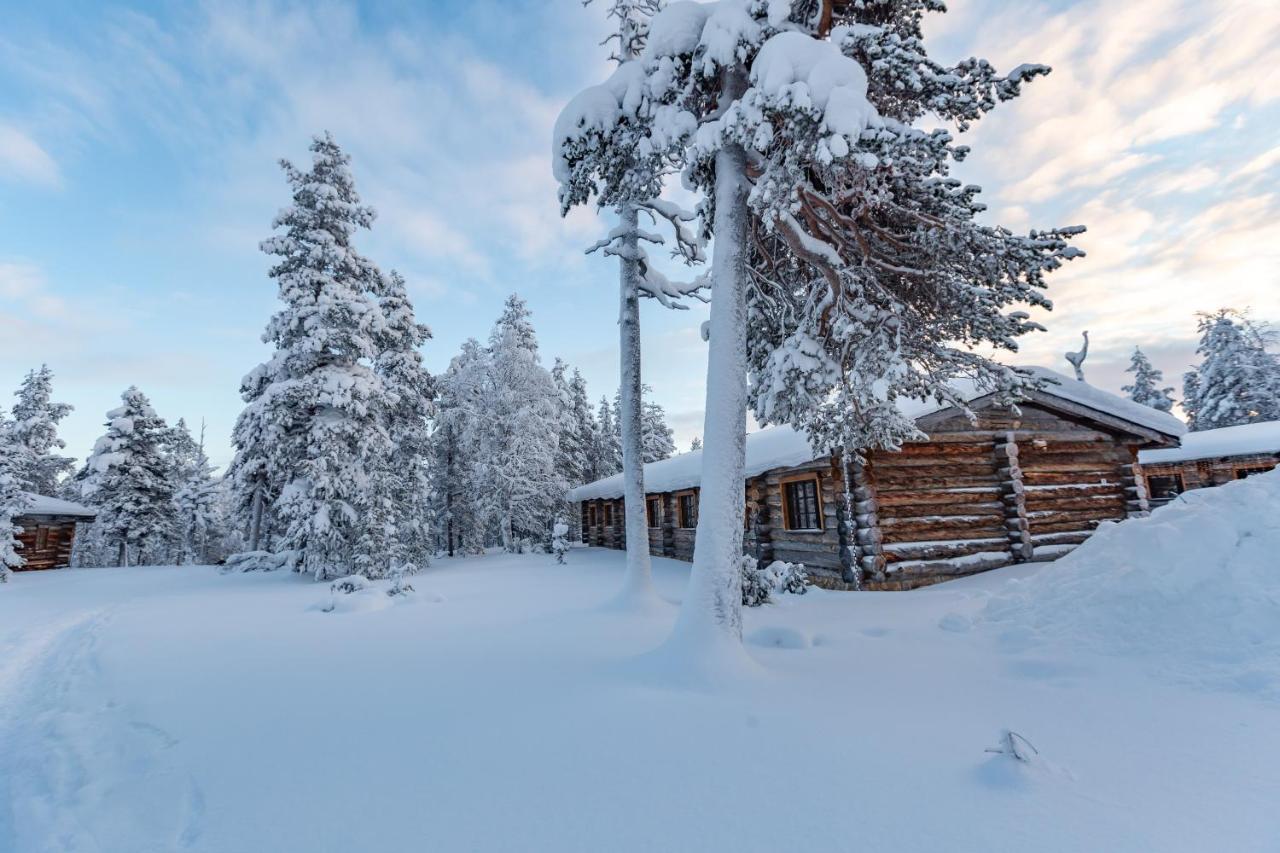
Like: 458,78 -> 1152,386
742,557 -> 772,607
551,521 -> 570,565
222,550 -> 301,573
388,564 -> 415,597
743,558 -> 811,607
330,574 -> 371,596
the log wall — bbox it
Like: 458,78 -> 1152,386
12,516 -> 80,571
575,401 -> 1171,591
1139,453 -> 1279,508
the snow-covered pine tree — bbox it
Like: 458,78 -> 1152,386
595,395 -> 622,476
1183,309 -> 1280,430
9,365 -> 75,495
565,368 -> 600,484
375,269 -> 436,572
171,420 -> 220,565
429,338 -> 489,556
0,417 -> 32,581
235,132 -> 394,580
689,436 -> 702,452
1121,347 -> 1175,412
559,0 -> 709,606
478,295 -> 567,552
641,398 -> 676,462
556,0 -> 1081,654
81,387 -> 175,567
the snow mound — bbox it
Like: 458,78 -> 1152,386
981,469 -> 1280,699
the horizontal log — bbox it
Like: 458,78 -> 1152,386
1025,494 -> 1125,512
880,522 -> 1008,543
1022,470 -> 1122,486
872,473 -> 1000,491
875,489 -> 1000,508
1028,506 -> 1127,525
883,537 -> 1010,563
887,501 -> 1005,520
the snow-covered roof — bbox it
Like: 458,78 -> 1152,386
1138,420 -> 1280,466
570,366 -> 1185,501
19,493 -> 98,518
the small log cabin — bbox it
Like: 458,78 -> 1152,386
571,368 -> 1185,590
13,493 -> 98,571
1138,420 -> 1280,508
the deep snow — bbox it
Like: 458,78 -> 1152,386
3,480 -> 1279,852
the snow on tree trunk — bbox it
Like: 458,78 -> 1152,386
670,83 -> 751,649
615,203 -> 658,604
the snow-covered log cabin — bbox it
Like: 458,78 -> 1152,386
570,368 -> 1184,590
13,494 -> 97,571
1137,421 -> 1280,507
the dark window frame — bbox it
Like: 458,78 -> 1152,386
675,490 -> 698,529
781,476 -> 823,531
1146,472 -> 1184,500
646,497 -> 661,529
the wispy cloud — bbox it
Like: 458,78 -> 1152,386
0,125 -> 61,187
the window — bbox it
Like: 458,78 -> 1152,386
35,526 -> 49,550
782,477 -> 822,531
676,491 -> 698,529
1236,465 -> 1275,480
580,505 -> 590,541
646,497 -> 661,528
588,505 -> 598,527
1146,473 -> 1184,500
604,503 -> 613,527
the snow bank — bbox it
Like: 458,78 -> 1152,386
1139,419 -> 1280,465
981,468 -> 1280,699
572,365 -> 1183,501
18,493 -> 97,518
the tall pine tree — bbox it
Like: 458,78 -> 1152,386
232,132 -> 393,580
1183,310 -> 1280,430
1122,347 -> 1175,412
9,365 -> 75,495
81,387 -> 175,567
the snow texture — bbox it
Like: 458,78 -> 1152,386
982,468 -> 1280,699
16,493 -> 97,518
1138,420 -> 1280,465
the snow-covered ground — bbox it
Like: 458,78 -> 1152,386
3,477 -> 1279,851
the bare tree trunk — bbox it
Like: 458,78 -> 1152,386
117,538 -> 128,568
615,204 -> 659,605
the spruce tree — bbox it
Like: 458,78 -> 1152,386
1122,348 -> 1175,412
82,387 -> 175,567
565,368 -> 600,484
233,132 -> 393,580
556,0 -> 1081,654
9,365 -> 75,495
375,269 -> 436,571
429,339 -> 489,556
595,396 -> 622,476
0,418 -> 31,580
641,399 -> 676,462
171,421 -> 220,565
690,436 -> 702,452
478,295 -> 567,551
1183,310 -> 1280,430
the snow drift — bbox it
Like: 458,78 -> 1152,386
981,468 -> 1280,699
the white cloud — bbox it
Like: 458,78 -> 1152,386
0,124 -> 61,187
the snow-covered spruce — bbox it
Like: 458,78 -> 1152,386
428,338 -> 489,557
1122,347 -> 1175,412
0,417 -> 33,580
555,0 -> 1082,652
477,295 -> 567,553
79,387 -> 175,567
8,365 -> 76,495
168,419 -> 222,565
230,133 -> 398,580
1182,309 -> 1280,431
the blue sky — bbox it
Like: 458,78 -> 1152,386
2,0 -> 1278,471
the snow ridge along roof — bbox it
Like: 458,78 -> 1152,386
1138,420 -> 1280,465
19,493 -> 99,518
570,366 -> 1185,501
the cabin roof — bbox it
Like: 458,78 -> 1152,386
570,366 -> 1185,502
1138,420 -> 1280,466
18,493 -> 98,519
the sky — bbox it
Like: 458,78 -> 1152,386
2,0 -> 1278,472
